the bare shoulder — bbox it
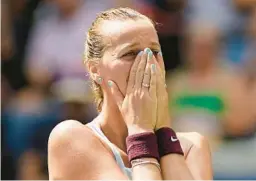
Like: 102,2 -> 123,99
48,119 -> 103,163
177,132 -> 211,158
48,120 -> 108,179
48,120 -> 127,180
48,120 -> 98,152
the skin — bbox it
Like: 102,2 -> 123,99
48,19 -> 213,180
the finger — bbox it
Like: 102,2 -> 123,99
149,63 -> 156,98
153,55 -> 166,83
126,51 -> 143,94
108,80 -> 124,110
142,49 -> 153,91
135,48 -> 150,89
142,60 -> 151,91
152,56 -> 167,92
156,51 -> 166,78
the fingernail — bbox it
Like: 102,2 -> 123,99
107,80 -> 113,87
151,64 -> 156,72
158,51 -> 162,57
148,50 -> 153,60
138,51 -> 143,56
144,48 -> 151,54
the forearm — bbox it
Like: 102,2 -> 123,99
160,154 -> 193,180
127,128 -> 163,180
158,131 -> 213,180
132,158 -> 162,180
155,127 -> 194,180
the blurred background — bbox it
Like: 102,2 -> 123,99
1,0 -> 256,179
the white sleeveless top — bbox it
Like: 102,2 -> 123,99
87,121 -> 132,179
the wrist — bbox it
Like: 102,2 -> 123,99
155,127 -> 184,157
155,124 -> 170,131
126,131 -> 160,162
155,120 -> 171,131
127,125 -> 154,136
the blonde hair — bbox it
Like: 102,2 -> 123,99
84,7 -> 154,112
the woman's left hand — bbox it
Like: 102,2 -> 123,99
153,52 -> 171,130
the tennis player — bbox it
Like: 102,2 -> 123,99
48,7 -> 212,180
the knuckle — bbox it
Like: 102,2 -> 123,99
144,72 -> 150,77
137,67 -> 144,74
139,92 -> 145,100
137,88 -> 143,94
134,89 -> 141,97
130,69 -> 137,76
142,93 -> 151,102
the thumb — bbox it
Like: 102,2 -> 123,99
107,80 -> 124,110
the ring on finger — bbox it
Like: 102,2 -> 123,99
142,83 -> 150,88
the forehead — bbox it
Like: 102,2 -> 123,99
100,19 -> 159,49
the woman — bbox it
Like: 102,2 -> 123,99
48,7 -> 212,180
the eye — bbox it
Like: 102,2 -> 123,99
121,49 -> 160,59
152,50 -> 160,55
122,51 -> 139,57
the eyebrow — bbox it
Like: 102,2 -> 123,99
150,42 -> 161,49
119,42 -> 140,52
118,41 -> 161,55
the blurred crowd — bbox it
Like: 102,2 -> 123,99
1,0 -> 256,180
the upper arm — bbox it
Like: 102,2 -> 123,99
183,133 -> 213,180
48,120 -> 128,180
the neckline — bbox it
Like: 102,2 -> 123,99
88,121 -> 131,170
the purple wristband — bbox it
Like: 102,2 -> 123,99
126,132 -> 160,162
155,127 -> 184,157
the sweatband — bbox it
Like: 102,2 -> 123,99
126,132 -> 160,162
155,127 -> 184,157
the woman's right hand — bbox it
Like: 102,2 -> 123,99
108,48 -> 157,135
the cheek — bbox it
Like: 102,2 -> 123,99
101,60 -> 132,95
